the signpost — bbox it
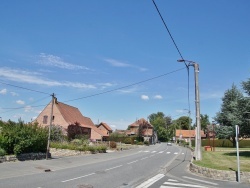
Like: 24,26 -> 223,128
235,125 -> 240,182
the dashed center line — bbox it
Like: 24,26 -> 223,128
127,160 -> 138,164
62,173 -> 95,183
105,165 -> 123,171
141,157 -> 148,160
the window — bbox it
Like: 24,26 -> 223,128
43,115 -> 48,124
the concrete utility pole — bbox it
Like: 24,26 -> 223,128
178,59 -> 202,160
46,93 -> 55,160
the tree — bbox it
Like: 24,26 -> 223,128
214,84 -> 249,146
200,114 -> 210,131
148,112 -> 172,141
173,116 -> 191,130
67,122 -> 90,140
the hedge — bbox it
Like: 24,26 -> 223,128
191,139 -> 250,148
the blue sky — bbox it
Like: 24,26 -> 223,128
0,0 -> 249,130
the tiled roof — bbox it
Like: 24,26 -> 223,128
175,129 -> 206,138
98,122 -> 112,131
56,101 -> 93,126
129,118 -> 153,128
55,101 -> 106,139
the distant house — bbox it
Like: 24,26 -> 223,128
34,98 -> 108,141
175,129 -> 206,143
127,118 -> 158,144
96,122 -> 113,141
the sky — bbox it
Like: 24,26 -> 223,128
0,0 -> 249,130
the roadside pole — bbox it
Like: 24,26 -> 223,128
235,125 -> 240,182
46,93 -> 55,160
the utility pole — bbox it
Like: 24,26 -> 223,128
194,63 -> 201,160
178,59 -> 202,160
46,93 -> 55,160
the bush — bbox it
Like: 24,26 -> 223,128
0,120 -> 47,155
0,148 -> 6,156
144,141 -> 149,146
137,142 -> 143,145
124,138 -> 132,144
109,141 -> 117,148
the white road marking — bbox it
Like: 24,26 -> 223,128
105,165 -> 123,171
141,157 -> 148,160
127,160 -> 138,164
163,181 -> 207,188
168,179 -> 178,182
166,152 -> 171,154
158,151 -> 164,154
135,173 -> 165,188
151,151 -> 157,153
182,152 -> 185,154
174,152 -> 178,155
149,154 -> 155,157
183,176 -> 218,185
61,173 -> 95,183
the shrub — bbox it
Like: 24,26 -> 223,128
0,148 -> 6,156
144,141 -> 149,146
137,142 -> 143,145
109,141 -> 117,149
0,120 -> 47,155
124,138 -> 132,144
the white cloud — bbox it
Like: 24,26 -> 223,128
0,67 -> 96,89
0,89 -> 7,94
154,95 -> 163,99
24,105 -> 34,112
16,100 -> 25,105
104,58 -> 130,67
104,58 -> 147,72
98,82 -> 116,89
38,53 -> 89,70
141,95 -> 149,100
10,92 -> 18,96
110,124 -> 117,128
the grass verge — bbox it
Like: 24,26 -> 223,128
193,147 -> 250,172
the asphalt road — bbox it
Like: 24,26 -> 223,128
0,143 -> 249,188
0,143 -> 180,188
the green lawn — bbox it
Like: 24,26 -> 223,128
193,147 -> 250,172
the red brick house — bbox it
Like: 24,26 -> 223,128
34,98 -> 108,141
96,122 -> 113,141
127,118 -> 157,144
175,129 -> 206,143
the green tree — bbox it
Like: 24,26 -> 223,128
214,84 -> 248,146
148,112 -> 172,141
174,116 -> 191,130
200,114 -> 210,131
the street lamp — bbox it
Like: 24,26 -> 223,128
177,59 -> 202,160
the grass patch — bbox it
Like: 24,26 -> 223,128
193,147 -> 250,172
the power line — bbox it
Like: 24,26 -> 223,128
0,96 -> 50,110
0,80 -> 51,95
152,0 -> 184,60
152,0 -> 191,127
63,67 -> 185,103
